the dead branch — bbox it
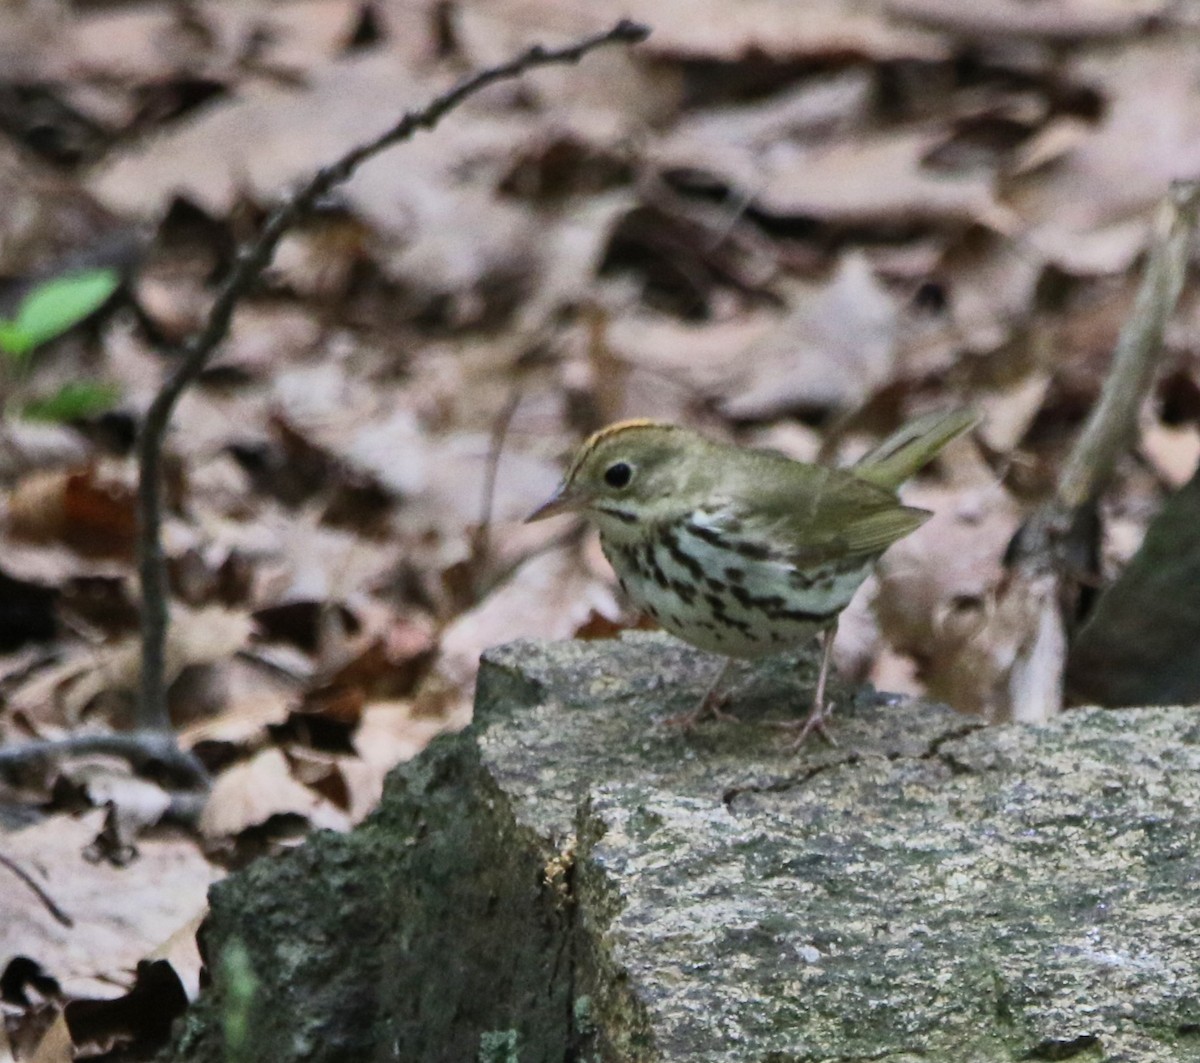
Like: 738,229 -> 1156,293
0,850 -> 74,927
988,179 -> 1200,722
128,19 -> 649,740
0,730 -> 209,789
1057,180 -> 1200,509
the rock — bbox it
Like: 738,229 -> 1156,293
167,632 -> 1200,1062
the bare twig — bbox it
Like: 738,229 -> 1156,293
986,179 -> 1200,722
133,19 -> 650,735
0,851 -> 74,927
0,731 -> 209,789
1058,180 -> 1200,509
470,389 -> 522,572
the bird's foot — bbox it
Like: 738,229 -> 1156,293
772,701 -> 838,749
661,691 -> 739,730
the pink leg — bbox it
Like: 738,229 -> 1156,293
778,624 -> 839,749
662,658 -> 739,729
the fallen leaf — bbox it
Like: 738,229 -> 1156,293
722,254 -> 898,420
437,542 -> 619,693
0,810 -> 220,999
756,129 -> 1017,233
886,0 -> 1164,41
1140,419 -> 1200,489
199,747 -> 348,839
7,465 -> 137,560
26,1010 -> 70,1063
875,480 -> 1022,714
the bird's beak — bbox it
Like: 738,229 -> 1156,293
525,482 -> 585,523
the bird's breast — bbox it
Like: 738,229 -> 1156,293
599,521 -> 871,659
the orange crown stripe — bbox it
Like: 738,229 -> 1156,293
566,419 -> 677,478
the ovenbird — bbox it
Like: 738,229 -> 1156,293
527,409 -> 976,743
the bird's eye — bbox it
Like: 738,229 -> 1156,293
603,461 -> 633,489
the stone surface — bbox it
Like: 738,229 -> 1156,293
168,632 -> 1200,1062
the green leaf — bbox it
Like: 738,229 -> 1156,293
10,268 -> 120,356
21,380 -> 121,423
0,319 -> 29,358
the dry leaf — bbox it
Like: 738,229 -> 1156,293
757,130 -> 1017,232
722,255 -> 898,420
437,543 -> 619,693
875,481 -> 1021,712
26,1010 -> 70,1063
0,810 -> 220,999
8,466 -> 137,559
1140,419 -> 1200,489
199,747 -> 348,839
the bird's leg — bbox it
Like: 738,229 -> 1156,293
662,657 -> 739,729
778,623 -> 839,749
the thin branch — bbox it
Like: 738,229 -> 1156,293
990,179 -> 1200,723
470,388 -> 522,572
0,851 -> 74,927
0,731 -> 209,789
134,19 -> 650,734
1058,179 -> 1200,509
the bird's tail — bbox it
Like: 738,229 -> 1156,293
853,408 -> 977,489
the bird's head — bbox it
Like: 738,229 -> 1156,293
526,420 -> 701,536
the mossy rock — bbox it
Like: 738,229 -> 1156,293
167,632 -> 1200,1062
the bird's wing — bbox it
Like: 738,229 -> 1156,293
710,461 -> 930,567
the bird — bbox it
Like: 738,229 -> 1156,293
526,408 -> 975,745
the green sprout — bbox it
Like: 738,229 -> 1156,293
0,267 -> 122,423
0,267 -> 120,361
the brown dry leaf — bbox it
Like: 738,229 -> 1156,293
939,567 -> 1068,723
830,576 -> 882,685
976,371 -> 1052,454
209,303 -> 323,378
58,0 -> 370,105
177,654 -> 297,752
269,215 -> 372,300
0,810 -> 220,999
0,141 -> 121,278
0,0 -> 62,80
1013,40 -> 1200,274
200,0 -> 368,73
300,621 -> 436,721
59,764 -> 174,838
722,254 -> 898,420
0,420 -> 91,481
604,309 -> 777,398
88,52 -> 543,303
52,6 -> 195,82
26,1011 -> 70,1063
146,911 -> 206,1002
1010,116 -> 1094,176
886,0 -> 1164,41
199,747 -> 349,839
1141,419 -> 1200,489
869,645 -> 923,699
875,480 -> 1022,711
258,511 -> 399,606
437,543 -> 620,692
7,466 -> 137,560
756,130 -> 1017,232
665,70 -> 874,159
343,700 -> 458,819
6,605 -> 252,729
626,0 -> 948,62
923,234 -> 1045,360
